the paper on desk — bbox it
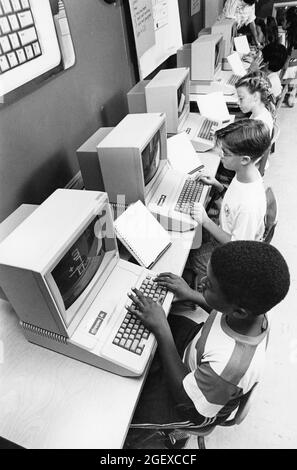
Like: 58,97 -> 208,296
227,52 -> 247,77
195,92 -> 230,122
234,36 -> 250,56
167,132 -> 203,174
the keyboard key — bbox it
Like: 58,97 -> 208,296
20,0 -> 29,8
7,51 -> 18,67
8,14 -> 19,31
9,32 -> 20,48
0,17 -> 11,34
24,43 -> 33,59
18,26 -> 37,46
15,47 -> 26,63
0,36 -> 11,53
2,0 -> 13,14
11,0 -> 21,11
18,10 -> 33,28
0,3 -> 3,14
0,55 -> 10,72
32,41 -> 40,56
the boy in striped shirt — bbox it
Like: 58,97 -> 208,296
125,241 -> 290,448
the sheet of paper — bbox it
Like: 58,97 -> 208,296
167,132 -> 203,174
195,92 -> 230,122
234,35 -> 250,56
227,51 -> 247,77
129,0 -> 156,57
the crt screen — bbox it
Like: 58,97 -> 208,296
215,39 -> 222,68
177,82 -> 186,118
142,131 -> 161,185
52,214 -> 106,311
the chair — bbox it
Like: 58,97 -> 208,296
171,382 -> 258,449
258,122 -> 280,176
275,83 -> 289,114
129,384 -> 258,449
262,187 -> 278,244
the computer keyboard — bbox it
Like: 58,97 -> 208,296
112,275 -> 167,356
175,179 -> 204,214
227,74 -> 241,86
197,118 -> 218,140
0,0 -> 42,74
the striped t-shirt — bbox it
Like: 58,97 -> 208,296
183,311 -> 269,423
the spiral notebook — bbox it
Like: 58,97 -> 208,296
114,201 -> 172,269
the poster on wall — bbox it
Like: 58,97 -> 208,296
128,0 -> 183,79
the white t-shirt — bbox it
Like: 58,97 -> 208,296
251,107 -> 274,136
267,72 -> 282,99
219,172 -> 266,241
183,311 -> 269,420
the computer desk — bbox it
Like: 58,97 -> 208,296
0,151 -> 220,449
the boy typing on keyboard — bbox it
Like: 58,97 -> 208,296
186,118 -> 271,287
125,241 -> 290,448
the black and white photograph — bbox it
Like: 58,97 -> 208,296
0,0 -> 296,453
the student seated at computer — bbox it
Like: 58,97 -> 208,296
124,241 -> 290,449
218,0 -> 261,47
235,72 -> 275,135
186,119 -> 270,286
249,43 -> 288,98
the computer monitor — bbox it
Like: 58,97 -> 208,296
211,18 -> 237,59
145,68 -> 190,134
97,113 -> 167,208
191,33 -> 224,82
0,189 -> 117,338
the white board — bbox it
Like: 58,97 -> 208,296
129,0 -> 183,79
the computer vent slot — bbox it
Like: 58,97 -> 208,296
20,321 -> 68,344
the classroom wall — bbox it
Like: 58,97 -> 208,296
0,0 -> 204,223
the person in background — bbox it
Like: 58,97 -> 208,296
283,6 -> 297,54
218,0 -> 261,47
261,43 -> 288,98
255,16 -> 279,46
280,7 -> 297,107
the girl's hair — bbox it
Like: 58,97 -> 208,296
266,16 -> 279,44
255,17 -> 278,46
255,17 -> 267,42
235,72 -> 276,118
286,7 -> 297,53
214,118 -> 271,162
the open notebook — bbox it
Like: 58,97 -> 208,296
114,201 -> 172,269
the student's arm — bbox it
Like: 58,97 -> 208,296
249,21 -> 261,48
195,174 -> 225,193
126,289 -> 207,423
155,272 -> 212,313
191,203 -> 232,244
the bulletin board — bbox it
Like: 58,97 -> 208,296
128,0 -> 183,79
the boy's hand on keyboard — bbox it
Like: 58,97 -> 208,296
195,173 -> 218,187
155,273 -> 194,302
190,202 -> 209,226
127,288 -> 169,336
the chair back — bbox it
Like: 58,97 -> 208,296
276,83 -> 289,113
221,382 -> 258,427
258,123 -> 280,176
262,187 -> 278,244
